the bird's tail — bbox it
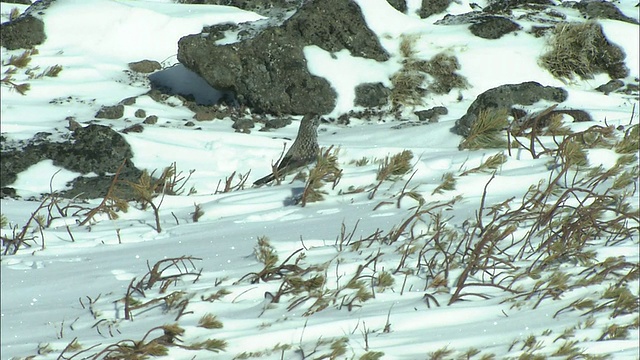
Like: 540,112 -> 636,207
253,173 -> 275,186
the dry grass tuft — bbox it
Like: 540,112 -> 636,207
459,108 -> 509,150
540,21 -> 628,80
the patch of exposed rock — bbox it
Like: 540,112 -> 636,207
453,81 -> 568,137
354,83 -> 391,108
177,0 -> 389,115
482,0 -> 553,14
0,0 -> 61,49
1,125 -> 142,199
435,12 -> 521,39
574,0 -> 639,25
172,0 -> 298,15
0,15 -> 45,49
387,0 -> 407,13
418,0 -> 452,19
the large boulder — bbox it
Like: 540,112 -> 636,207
453,81 -> 568,137
177,0 -> 389,115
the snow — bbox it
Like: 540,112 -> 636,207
1,0 -> 639,359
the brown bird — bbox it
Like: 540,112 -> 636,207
253,113 -> 320,186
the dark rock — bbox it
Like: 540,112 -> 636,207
122,124 -> 144,134
354,82 -> 391,108
387,0 -> 407,13
95,104 -> 125,119
552,109 -> 592,123
3,0 -> 32,4
0,15 -> 45,50
418,0 -> 452,19
1,125 -> 142,199
575,0 -> 639,24
120,97 -> 136,105
173,0 -> 295,14
128,60 -> 162,73
57,125 -> 134,174
1,187 -> 17,199
483,0 -> 552,13
194,110 -> 216,121
415,106 -> 448,122
143,115 -> 158,124
622,83 -> 639,96
529,25 -> 552,38
134,109 -> 146,118
67,117 -> 81,131
595,79 -> 624,95
232,118 -> 255,133
178,0 -> 389,115
61,165 -> 142,200
262,117 -> 293,130
453,81 -> 568,137
468,16 -> 520,39
435,12 -> 482,25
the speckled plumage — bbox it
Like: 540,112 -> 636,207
253,113 -> 320,186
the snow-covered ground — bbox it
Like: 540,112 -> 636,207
1,0 -> 638,359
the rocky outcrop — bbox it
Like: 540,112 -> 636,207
418,0 -> 452,19
177,0 -> 389,115
0,15 -> 45,50
171,0 -> 296,15
468,16 -> 520,39
354,83 -> 391,108
453,82 -> 568,137
1,125 -> 142,199
387,0 -> 407,13
95,105 -> 125,119
574,0 -> 639,25
435,12 -> 521,39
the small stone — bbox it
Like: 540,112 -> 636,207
122,124 -> 144,134
120,97 -> 137,106
95,104 -> 125,119
143,115 -> 158,124
134,109 -> 146,118
128,60 -> 162,73
595,79 -> 624,95
194,110 -> 216,121
469,16 -> 521,39
232,118 -> 255,133
415,106 -> 448,122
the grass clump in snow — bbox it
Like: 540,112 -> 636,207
390,35 -> 468,108
1,48 -> 63,95
127,162 -> 195,233
376,150 -> 413,181
459,108 -> 509,150
460,152 -> 507,176
422,53 -> 469,94
300,146 -> 342,207
431,172 -> 456,195
198,313 -> 223,329
390,65 -> 426,107
4,48 -> 35,68
368,150 -> 414,199
9,7 -> 20,21
540,21 -> 629,80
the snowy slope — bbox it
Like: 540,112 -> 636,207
1,1 -> 639,359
